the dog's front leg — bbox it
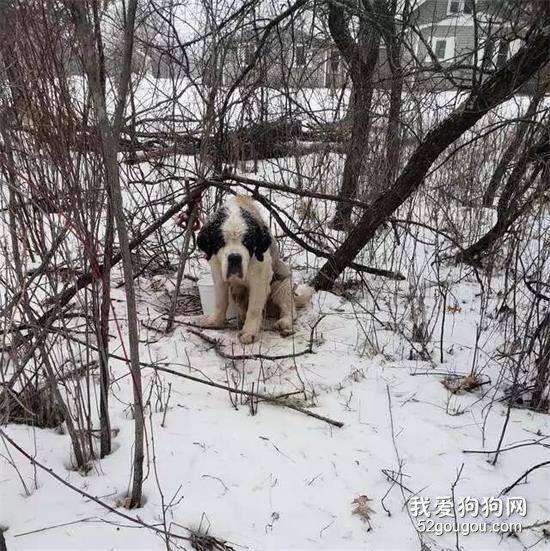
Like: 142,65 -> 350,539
196,257 -> 228,328
238,279 -> 269,344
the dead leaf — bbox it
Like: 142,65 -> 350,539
352,495 -> 374,529
441,374 -> 484,394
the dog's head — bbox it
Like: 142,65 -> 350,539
197,198 -> 272,282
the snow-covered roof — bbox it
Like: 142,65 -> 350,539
418,12 -> 506,29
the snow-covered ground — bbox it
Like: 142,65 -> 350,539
1,82 -> 550,550
2,178 -> 550,551
2,271 -> 549,550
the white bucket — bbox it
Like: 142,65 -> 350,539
197,276 -> 238,321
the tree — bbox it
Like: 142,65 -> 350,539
65,0 -> 145,508
313,27 -> 550,290
457,119 -> 549,265
327,0 -> 382,230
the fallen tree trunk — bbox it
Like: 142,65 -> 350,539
10,119 -> 306,163
312,29 -> 550,291
124,138 -> 345,165
124,118 -> 304,164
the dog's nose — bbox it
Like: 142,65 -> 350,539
228,253 -> 241,266
226,253 -> 242,277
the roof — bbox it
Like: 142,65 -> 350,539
418,13 -> 505,29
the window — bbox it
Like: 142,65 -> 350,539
496,40 -> 510,68
426,37 -> 455,62
243,42 -> 255,65
448,0 -> 461,14
483,38 -> 495,64
435,39 -> 447,59
447,0 -> 474,15
329,49 -> 340,73
478,38 -> 511,69
326,49 -> 341,87
295,43 -> 306,66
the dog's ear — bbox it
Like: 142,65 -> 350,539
254,222 -> 272,262
197,212 -> 225,261
240,208 -> 272,262
196,223 -> 214,260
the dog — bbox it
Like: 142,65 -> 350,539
195,195 -> 312,344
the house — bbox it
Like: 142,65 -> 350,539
211,22 -> 347,89
208,0 -> 521,91
404,0 -> 521,89
147,0 -> 535,92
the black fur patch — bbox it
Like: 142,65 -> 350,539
240,208 -> 272,262
197,206 -> 227,260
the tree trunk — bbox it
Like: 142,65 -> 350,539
313,30 -> 550,290
457,126 -> 549,264
381,0 -> 407,188
90,0 -> 112,459
98,209 -> 114,458
332,77 -> 377,229
482,90 -> 544,207
328,3 -> 381,231
66,0 -> 144,507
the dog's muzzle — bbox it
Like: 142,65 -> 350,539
226,253 -> 243,278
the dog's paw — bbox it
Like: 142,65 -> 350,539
238,330 -> 258,344
273,317 -> 294,336
193,314 -> 225,329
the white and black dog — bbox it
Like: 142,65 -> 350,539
195,195 -> 312,344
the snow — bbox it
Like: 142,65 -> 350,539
1,81 -> 550,549
418,13 -> 506,30
2,206 -> 550,550
123,74 -> 550,147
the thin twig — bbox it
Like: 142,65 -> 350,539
187,327 -> 314,361
463,436 -> 549,455
501,461 -> 550,495
451,463 -> 465,551
53,331 -> 344,428
13,518 -> 95,538
0,429 -> 190,542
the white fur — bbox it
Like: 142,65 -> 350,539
196,197 -> 311,344
219,199 -> 251,282
237,250 -> 273,344
293,284 -> 314,309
